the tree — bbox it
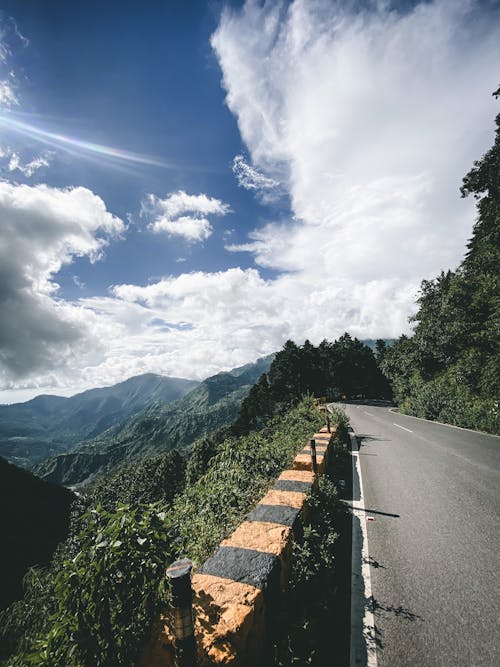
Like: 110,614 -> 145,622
380,86 -> 500,431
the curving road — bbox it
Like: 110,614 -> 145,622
338,401 -> 500,667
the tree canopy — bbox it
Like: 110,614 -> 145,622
380,87 -> 500,433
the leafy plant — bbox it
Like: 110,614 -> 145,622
269,474 -> 339,666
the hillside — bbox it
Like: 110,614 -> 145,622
0,374 -> 198,468
35,354 -> 275,486
0,457 -> 74,610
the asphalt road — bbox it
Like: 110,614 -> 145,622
340,402 -> 500,667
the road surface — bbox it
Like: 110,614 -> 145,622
339,401 -> 500,667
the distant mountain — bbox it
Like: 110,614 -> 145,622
362,338 -> 396,353
0,374 -> 199,468
35,354 -> 275,487
0,457 -> 74,610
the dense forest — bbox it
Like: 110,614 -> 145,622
236,335 -> 391,432
380,87 -> 499,434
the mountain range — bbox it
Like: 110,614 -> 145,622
5,355 -> 274,486
0,374 -> 198,468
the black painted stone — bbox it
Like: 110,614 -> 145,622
247,503 -> 299,527
198,546 -> 280,591
273,479 -> 312,493
300,447 -> 327,455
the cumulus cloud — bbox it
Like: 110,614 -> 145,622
143,190 -> 231,242
212,0 -> 500,319
0,182 -> 124,387
77,265 -> 414,390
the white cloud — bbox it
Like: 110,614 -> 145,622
0,182 -> 124,388
0,16 -> 25,108
3,148 -> 52,176
0,79 -> 17,106
143,190 -> 231,242
232,154 -> 279,192
212,0 -> 500,319
152,215 -> 213,242
3,0 -> 500,403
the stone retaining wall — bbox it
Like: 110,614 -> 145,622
141,424 -> 336,667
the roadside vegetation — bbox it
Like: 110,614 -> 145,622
378,87 -> 499,434
0,399 -> 323,666
1,335 -> 369,666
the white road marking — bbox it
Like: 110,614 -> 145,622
393,423 -> 413,433
388,407 -> 500,438
350,432 -> 378,667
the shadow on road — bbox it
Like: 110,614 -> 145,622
368,597 -> 424,623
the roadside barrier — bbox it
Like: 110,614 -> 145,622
141,413 -> 337,667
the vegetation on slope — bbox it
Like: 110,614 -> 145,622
35,355 -> 273,486
1,337 -> 359,665
380,87 -> 500,434
0,374 -> 198,468
0,400 -> 323,667
236,335 -> 391,433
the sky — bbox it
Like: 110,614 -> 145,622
0,0 -> 499,403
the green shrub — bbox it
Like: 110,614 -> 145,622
399,368 -> 499,434
269,475 -> 339,666
26,503 -> 172,667
173,399 -> 324,563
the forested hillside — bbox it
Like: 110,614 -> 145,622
35,355 -> 274,486
380,87 -> 500,434
0,374 -> 198,468
0,401 -> 325,664
236,335 -> 391,432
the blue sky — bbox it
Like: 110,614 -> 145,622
0,0 -> 499,402
1,0 -> 283,295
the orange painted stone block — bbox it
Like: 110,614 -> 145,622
139,614 -> 175,667
258,488 -> 306,509
292,453 -> 326,474
292,453 -> 313,471
278,469 -> 315,484
306,445 -> 328,453
191,573 -> 265,666
221,521 -> 292,557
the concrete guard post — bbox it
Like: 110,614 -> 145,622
166,559 -> 197,667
